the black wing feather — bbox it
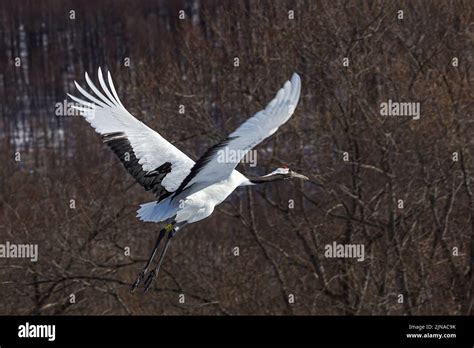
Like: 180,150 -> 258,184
103,132 -> 172,200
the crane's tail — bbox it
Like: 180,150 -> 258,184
136,200 -> 177,223
136,201 -> 160,222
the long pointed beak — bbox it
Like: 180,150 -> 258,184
291,171 -> 309,180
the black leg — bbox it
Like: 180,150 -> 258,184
143,228 -> 177,293
130,227 -> 167,293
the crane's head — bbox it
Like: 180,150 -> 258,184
248,166 -> 309,184
267,166 -> 309,181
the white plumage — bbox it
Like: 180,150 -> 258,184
69,68 -> 302,224
68,68 -> 194,193
174,74 -> 301,198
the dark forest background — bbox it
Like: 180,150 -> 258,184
0,0 -> 472,315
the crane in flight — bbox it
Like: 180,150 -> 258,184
68,68 -> 307,292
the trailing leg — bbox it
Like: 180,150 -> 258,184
130,223 -> 173,292
143,227 -> 178,292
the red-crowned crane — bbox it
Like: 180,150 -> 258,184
68,68 -> 306,292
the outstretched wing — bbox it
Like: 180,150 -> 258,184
174,73 -> 301,197
68,68 -> 195,200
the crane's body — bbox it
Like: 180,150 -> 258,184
68,68 -> 306,292
138,170 -> 251,224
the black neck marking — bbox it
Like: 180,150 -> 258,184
247,173 -> 288,184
